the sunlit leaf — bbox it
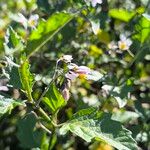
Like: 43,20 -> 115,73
42,84 -> 66,113
112,110 -> 139,123
133,16 -> 150,43
25,12 -> 74,57
60,108 -> 137,150
98,30 -> 110,44
19,55 -> 34,101
109,9 -> 135,22
0,95 -> 24,118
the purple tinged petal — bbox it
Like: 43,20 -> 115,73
65,71 -> 79,80
76,66 -> 91,74
0,86 -> 9,91
67,63 -> 78,70
62,88 -> 70,101
86,70 -> 103,81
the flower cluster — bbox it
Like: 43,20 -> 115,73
65,62 -> 103,81
60,55 -> 103,100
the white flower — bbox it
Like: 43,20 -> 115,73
118,34 -> 132,50
91,0 -> 102,7
28,14 -> 39,29
108,41 -> 118,50
13,13 -> 39,29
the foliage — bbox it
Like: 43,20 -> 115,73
0,0 -> 150,150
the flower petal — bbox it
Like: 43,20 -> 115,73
86,70 -> 103,81
61,55 -> 73,63
76,66 -> 91,74
65,71 -> 79,80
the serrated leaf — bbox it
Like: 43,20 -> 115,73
42,84 -> 66,113
4,27 -> 24,56
0,95 -> 23,118
19,55 -> 34,101
17,113 -> 43,148
109,9 -> 135,22
112,110 -> 139,123
60,108 -> 137,150
25,12 -> 74,57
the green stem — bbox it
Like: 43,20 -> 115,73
48,128 -> 57,150
36,59 -> 60,107
39,123 -> 52,135
27,91 -> 33,102
48,110 -> 59,150
38,107 -> 52,123
36,106 -> 62,127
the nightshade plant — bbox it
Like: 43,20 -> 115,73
0,0 -> 150,150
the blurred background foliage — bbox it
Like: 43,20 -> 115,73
0,0 -> 150,150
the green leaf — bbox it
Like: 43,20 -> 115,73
42,84 -> 66,113
102,84 -> 133,108
109,9 -> 135,22
25,12 -> 74,57
60,108 -> 137,150
0,95 -> 23,118
19,55 -> 34,101
4,27 -> 24,56
17,113 -> 43,149
101,85 -> 122,108
133,16 -> 150,43
112,110 -> 139,123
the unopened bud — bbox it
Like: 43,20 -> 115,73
66,79 -> 71,89
61,55 -> 73,63
62,88 -> 70,101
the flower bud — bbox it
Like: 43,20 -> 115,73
62,88 -> 70,101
